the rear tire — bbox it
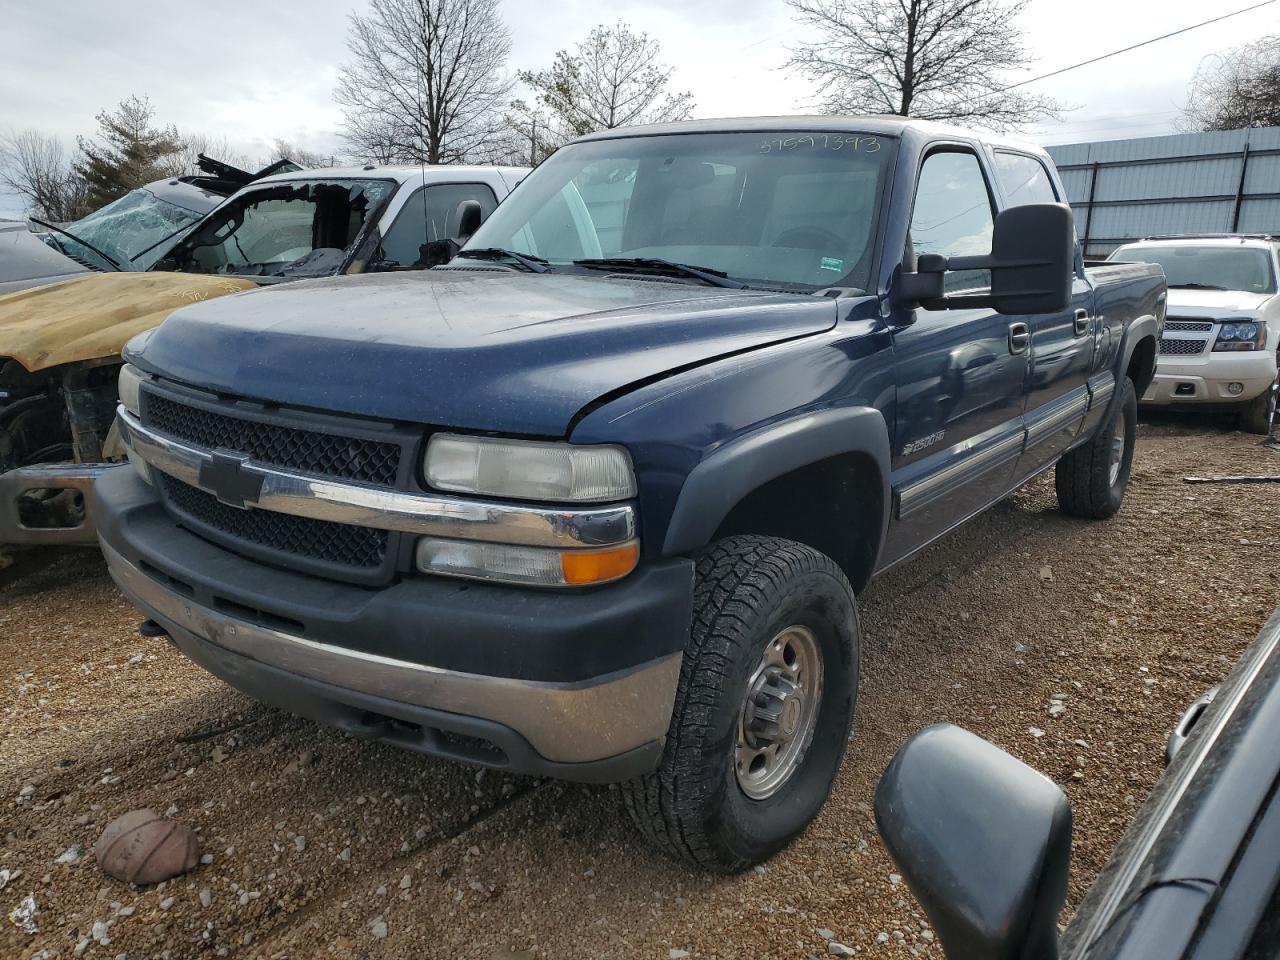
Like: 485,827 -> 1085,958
1056,376 -> 1137,519
621,535 -> 859,872
1239,369 -> 1278,435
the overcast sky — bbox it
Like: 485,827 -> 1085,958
1,0 -> 1276,216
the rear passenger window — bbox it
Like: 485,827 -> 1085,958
379,182 -> 499,267
992,152 -> 1058,207
910,151 -> 995,294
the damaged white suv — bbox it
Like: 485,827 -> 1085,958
1109,235 -> 1279,434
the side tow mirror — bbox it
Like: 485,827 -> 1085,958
874,724 -> 1072,960
898,203 -> 1076,315
417,239 -> 459,269
455,199 -> 484,243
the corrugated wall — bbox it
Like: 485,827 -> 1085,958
1045,126 -> 1280,258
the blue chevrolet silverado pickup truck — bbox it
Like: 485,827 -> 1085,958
93,117 -> 1166,871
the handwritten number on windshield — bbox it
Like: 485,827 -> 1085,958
759,135 -> 880,154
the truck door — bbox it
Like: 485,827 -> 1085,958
991,151 -> 1095,476
375,180 -> 501,269
883,147 -> 1030,567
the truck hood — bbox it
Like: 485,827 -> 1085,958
133,270 -> 837,436
0,272 -> 257,373
1166,288 -> 1273,316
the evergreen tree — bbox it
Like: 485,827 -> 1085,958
74,96 -> 183,209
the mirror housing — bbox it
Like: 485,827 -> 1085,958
455,199 -> 484,243
417,239 -> 458,269
897,203 -> 1076,315
874,724 -> 1072,960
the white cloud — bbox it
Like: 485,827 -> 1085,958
1,0 -> 1274,217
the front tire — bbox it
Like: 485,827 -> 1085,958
621,536 -> 859,872
1056,376 -> 1137,519
1239,369 -> 1278,435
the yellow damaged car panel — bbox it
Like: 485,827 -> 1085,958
0,272 -> 257,373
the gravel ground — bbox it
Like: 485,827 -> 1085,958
2,416 -> 1278,960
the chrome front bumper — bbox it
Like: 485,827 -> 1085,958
101,538 -> 681,769
0,462 -> 119,545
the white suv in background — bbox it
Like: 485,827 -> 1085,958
1108,235 -> 1279,434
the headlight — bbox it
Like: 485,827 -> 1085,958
415,537 -> 639,587
1213,319 -> 1266,352
424,434 -> 637,502
118,363 -> 144,415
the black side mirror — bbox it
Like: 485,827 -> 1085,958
874,724 -> 1072,960
417,239 -> 459,269
898,203 -> 1076,315
455,199 -> 484,243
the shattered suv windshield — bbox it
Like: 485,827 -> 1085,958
49,186 -> 209,272
158,179 -> 395,280
465,130 -> 892,292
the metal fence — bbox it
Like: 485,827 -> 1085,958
1045,126 -> 1280,258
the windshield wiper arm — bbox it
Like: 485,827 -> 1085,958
1168,282 -> 1228,290
28,217 -> 125,272
454,247 -> 550,273
574,257 -> 748,289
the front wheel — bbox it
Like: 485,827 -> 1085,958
1239,369 -> 1278,435
1056,376 -> 1137,519
621,535 -> 859,872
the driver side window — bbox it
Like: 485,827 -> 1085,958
910,150 -> 996,294
191,198 -> 314,272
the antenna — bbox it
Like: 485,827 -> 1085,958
417,4 -> 429,248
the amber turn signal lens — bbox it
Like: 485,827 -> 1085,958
560,542 -> 640,585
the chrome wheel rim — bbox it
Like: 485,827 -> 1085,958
735,625 -> 824,801
1109,413 -> 1126,487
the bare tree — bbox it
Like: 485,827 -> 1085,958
785,0 -> 1061,131
519,22 -> 695,141
498,99 -> 563,166
164,133 -> 254,178
1181,37 -> 1280,132
335,0 -> 513,164
0,130 -> 90,221
270,139 -> 336,169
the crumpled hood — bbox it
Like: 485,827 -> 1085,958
132,270 -> 836,436
1166,288 -> 1274,316
0,272 -> 257,372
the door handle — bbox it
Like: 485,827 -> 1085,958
1009,322 -> 1030,353
1073,309 -> 1091,336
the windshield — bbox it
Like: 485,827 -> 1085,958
1111,243 -> 1277,294
466,131 -> 891,291
159,179 -> 395,279
50,186 -> 208,271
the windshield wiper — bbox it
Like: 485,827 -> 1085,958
574,257 -> 748,289
28,217 -> 125,272
454,247 -> 550,273
1169,282 -> 1227,291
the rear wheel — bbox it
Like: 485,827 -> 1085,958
1056,376 -> 1137,519
621,535 -> 859,872
1239,369 -> 1278,435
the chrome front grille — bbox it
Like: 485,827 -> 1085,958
1164,319 -> 1214,333
145,392 -> 402,486
161,474 -> 389,570
140,383 -> 413,584
1159,338 -> 1207,356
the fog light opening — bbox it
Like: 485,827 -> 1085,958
1226,381 -> 1245,396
